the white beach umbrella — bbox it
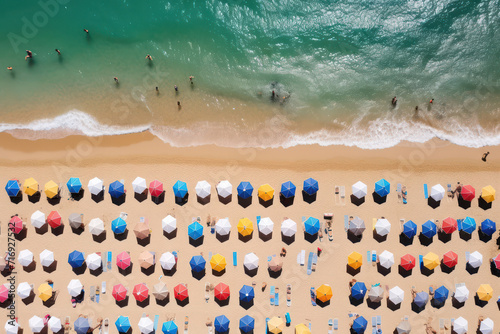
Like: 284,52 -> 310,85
18,249 -> 34,267
368,285 -> 384,302
379,250 -> 395,269
138,317 -> 154,334
258,217 -> 274,235
160,252 -> 176,270
17,282 -> 32,299
88,218 -> 105,235
349,216 -> 366,236
453,317 -> 468,334
29,316 -> 44,333
162,215 -> 177,234
216,180 -> 232,198
243,252 -> 259,271
88,177 -> 103,195
86,253 -> 102,270
281,219 -> 297,237
375,219 -> 391,236
39,249 -> 54,267
480,318 -> 494,334
389,286 -> 404,304
215,218 -> 231,236
430,184 -> 445,201
67,279 -> 83,297
132,177 -> 147,193
454,285 -> 469,303
352,181 -> 367,199
468,251 -> 483,268
48,317 -> 62,333
5,320 -> 19,334
30,210 -> 46,228
195,180 -> 211,198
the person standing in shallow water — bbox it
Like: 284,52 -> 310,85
391,96 -> 397,107
482,152 -> 490,162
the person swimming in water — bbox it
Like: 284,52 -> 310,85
156,86 -> 159,94
429,99 -> 434,104
83,29 -> 89,33
174,85 -> 178,92
113,77 -> 119,83
7,67 -> 12,71
391,96 -> 397,107
55,49 -> 61,55
146,54 -> 153,61
25,50 -> 33,60
189,76 -> 194,84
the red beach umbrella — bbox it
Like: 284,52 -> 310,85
149,180 -> 163,197
443,251 -> 458,268
9,216 -> 23,234
132,283 -> 149,302
461,185 -> 475,201
47,211 -> 62,228
116,251 -> 131,270
493,254 -> 500,270
112,284 -> 127,301
442,217 -> 457,234
214,283 -> 230,301
400,254 -> 416,271
174,284 -> 188,301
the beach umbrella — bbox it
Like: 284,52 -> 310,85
153,282 -> 169,300
0,285 -> 8,303
258,217 -> 274,235
433,286 -> 449,303
138,317 -> 154,334
413,291 -> 428,308
115,316 -> 131,333
481,219 -> 496,236
442,217 -> 457,234
443,251 -> 458,268
479,318 -> 494,334
160,252 -> 176,270
375,178 -> 390,197
454,285 -> 469,303
453,317 -> 468,334
39,249 -> 54,267
74,318 -> 90,334
112,284 -> 127,301
239,285 -> 255,303
239,315 -> 254,333
162,215 -> 177,233
461,185 -> 475,201
349,216 -> 365,236
138,251 -> 155,269
189,255 -> 205,272
243,252 -> 259,270
477,284 -> 493,301
44,180 -> 59,198
316,284 -> 333,302
304,217 -> 320,235
267,317 -> 284,334
23,177 -> 38,196
214,315 -> 230,333
462,217 -> 476,234
134,222 -> 150,239
67,279 -> 83,297
422,220 -> 437,238
38,283 -> 52,301
47,211 -> 62,228
132,177 -> 147,193
348,252 -> 363,270
375,219 -> 391,236
67,177 -> 82,194
109,180 -> 125,198
30,210 -> 46,229
161,321 -> 178,334
352,316 -> 368,334
210,253 -> 227,272
173,180 -> 188,198
368,285 -> 384,302
5,320 -> 19,334
112,217 -> 127,234
237,218 -> 254,236
217,180 -> 232,198
5,180 -> 20,197
9,216 -> 23,234
195,180 -> 211,198
88,218 -> 104,235
468,251 -> 483,268
69,213 -> 83,229
18,249 -> 34,267
402,220 -> 417,238
116,251 -> 131,270
268,257 -> 283,272
188,221 -> 203,240
0,256 -> 7,272
214,283 -> 230,301
378,250 -> 394,269
236,181 -> 253,199
86,253 -> 102,270
400,254 -> 416,271
295,324 -> 311,334
389,286 -> 404,304
133,283 -> 149,302
48,317 -> 62,333
215,218 -> 231,236
281,218 -> 297,237
174,284 -> 188,301
351,282 -> 367,300
29,316 -> 44,333
494,254 -> 500,270
17,282 -> 32,299
258,184 -> 274,201
481,185 -> 495,203
430,184 -> 445,201
303,177 -> 319,195
423,252 -> 439,270
280,181 -> 296,198
88,177 -> 103,195
352,181 -> 367,199
396,321 -> 411,334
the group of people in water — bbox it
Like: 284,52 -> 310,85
391,96 -> 435,118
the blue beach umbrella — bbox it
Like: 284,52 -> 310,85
214,315 -> 230,333
115,316 -> 131,333
237,182 -> 253,199
109,180 -> 125,198
189,255 -> 206,272
280,181 -> 296,198
352,316 -> 368,334
481,219 -> 496,236
5,180 -> 20,197
433,286 -> 449,303
67,177 -> 82,194
111,217 -> 127,234
68,250 -> 85,268
162,321 -> 178,334
188,221 -> 203,240
375,179 -> 390,197
239,315 -> 255,333
173,180 -> 188,198
303,178 -> 319,195
351,282 -> 367,300
403,220 -> 418,238
413,291 -> 429,308
304,217 -> 320,235
74,318 -> 90,334
239,285 -> 255,303
462,217 -> 476,234
422,220 -> 437,238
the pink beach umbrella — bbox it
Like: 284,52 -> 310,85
112,284 -> 128,301
0,284 -> 9,303
9,216 -> 23,234
116,252 -> 131,270
149,180 -> 163,197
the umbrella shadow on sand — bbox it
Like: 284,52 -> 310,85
114,230 -> 129,241
191,269 -> 205,280
478,196 -> 492,210
28,192 -> 41,204
350,195 -> 365,206
427,197 -> 441,209
218,194 -> 232,205
259,198 -> 273,208
43,260 -> 58,274
91,190 -> 104,203
437,231 -> 452,243
281,233 -> 295,245
372,192 -> 387,205
302,191 -> 316,204
163,229 -> 177,240
197,194 -> 210,205
70,189 -> 85,201
399,234 -> 414,246
373,230 -> 387,243
457,196 -> 471,209
92,231 -> 107,243
116,296 -> 129,308
418,233 -> 433,246
134,191 -> 148,203
175,194 -> 188,206
189,236 -> 204,247
111,194 -> 126,206
398,265 -> 412,278
47,196 -> 61,206
346,265 -> 360,277
279,194 -> 294,207
238,196 -> 252,208
72,263 -> 87,275
9,193 -> 23,204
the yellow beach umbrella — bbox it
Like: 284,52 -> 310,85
423,252 -> 440,270
267,317 -> 284,334
44,180 -> 59,199
23,177 -> 39,196
237,218 -> 254,236
316,284 -> 333,302
477,284 -> 493,301
348,252 -> 363,270
295,323 -> 311,334
258,184 -> 274,201
210,253 -> 226,272
38,283 -> 53,301
481,185 -> 495,203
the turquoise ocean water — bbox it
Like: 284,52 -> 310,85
1,0 -> 500,148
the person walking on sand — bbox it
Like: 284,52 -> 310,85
482,151 -> 490,162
